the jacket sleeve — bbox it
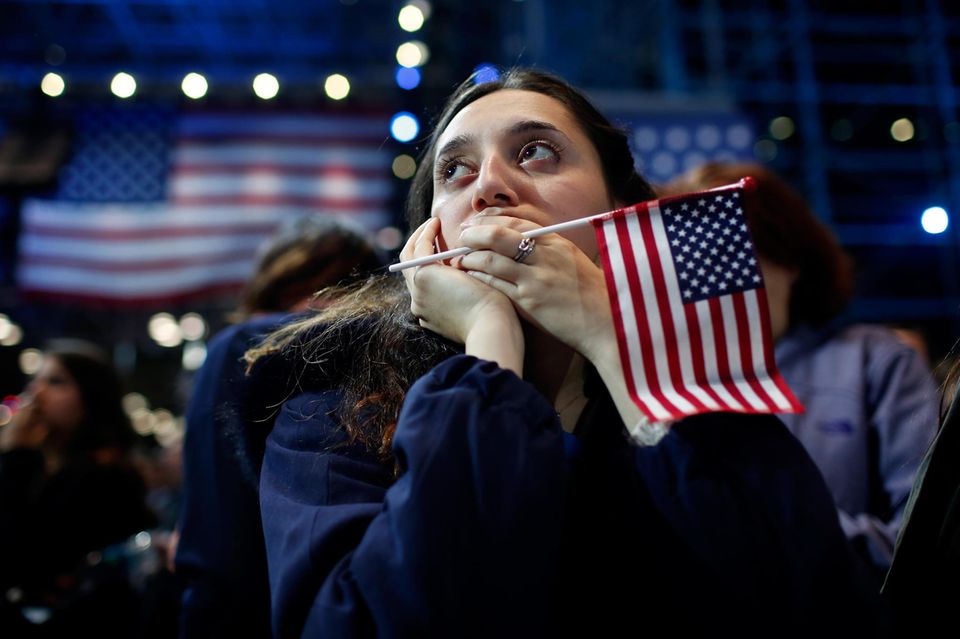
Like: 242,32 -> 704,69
847,338 -> 939,567
259,355 -> 567,639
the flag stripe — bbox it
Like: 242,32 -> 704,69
694,300 -> 746,410
635,206 -> 705,413
682,302 -> 727,408
647,205 -> 720,411
719,295 -> 767,410
707,297 -> 754,409
752,287 -> 804,411
598,213 -> 668,420
616,211 -> 684,419
732,292 -> 779,408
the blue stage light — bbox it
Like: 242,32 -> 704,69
391,112 -> 420,143
921,206 -> 949,234
396,67 -> 421,90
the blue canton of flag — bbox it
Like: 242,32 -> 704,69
57,109 -> 171,202
662,191 -> 763,304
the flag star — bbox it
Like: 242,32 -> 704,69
722,227 -> 731,235
740,224 -> 748,231
719,281 -> 728,290
683,290 -> 692,298
691,278 -> 700,287
700,241 -> 709,249
742,267 -> 751,275
705,257 -> 714,265
667,224 -> 677,232
706,231 -> 715,239
692,250 -> 702,259
736,278 -> 744,286
753,274 -> 762,283
695,225 -> 704,234
678,230 -> 687,237
679,271 -> 689,280
665,208 -> 673,216
737,251 -> 746,259
709,247 -> 718,255
718,211 -> 727,219
726,270 -> 735,279
717,237 -> 726,245
725,200 -> 734,208
681,202 -> 689,210
697,267 -> 706,276
684,219 -> 694,228
748,257 -> 756,265
712,221 -> 721,229
681,244 -> 691,253
676,254 -> 686,263
736,207 -> 743,214
708,204 -> 717,212
698,199 -> 706,206
744,240 -> 752,248
701,285 -> 710,294
730,261 -> 740,270
708,274 -> 717,283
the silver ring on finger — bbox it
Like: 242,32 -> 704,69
513,237 -> 536,264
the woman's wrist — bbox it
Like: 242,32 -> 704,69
465,313 -> 525,377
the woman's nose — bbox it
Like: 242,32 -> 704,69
472,155 -> 519,212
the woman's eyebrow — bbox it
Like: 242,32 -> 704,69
435,134 -> 473,161
507,120 -> 563,137
434,120 -> 568,164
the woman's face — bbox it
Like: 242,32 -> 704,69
25,356 -> 84,438
429,89 -> 614,258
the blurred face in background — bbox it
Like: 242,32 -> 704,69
25,355 -> 85,446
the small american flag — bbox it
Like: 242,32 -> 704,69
592,181 -> 803,422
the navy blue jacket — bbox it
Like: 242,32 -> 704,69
176,313 -> 293,639
260,354 -> 887,638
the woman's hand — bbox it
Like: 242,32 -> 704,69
0,397 -> 48,452
454,216 -> 616,363
400,218 -> 525,376
456,216 -> 655,431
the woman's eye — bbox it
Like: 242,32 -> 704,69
440,161 -> 472,182
519,141 -> 558,163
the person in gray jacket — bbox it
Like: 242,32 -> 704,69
660,162 -> 939,584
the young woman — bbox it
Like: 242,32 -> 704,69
247,68 -> 887,637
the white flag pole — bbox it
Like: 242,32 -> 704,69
387,214 -> 606,272
386,179 -> 750,273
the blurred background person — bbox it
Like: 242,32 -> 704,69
0,338 -> 157,638
659,162 -> 940,583
173,214 -> 385,639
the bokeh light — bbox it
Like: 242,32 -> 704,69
253,73 -> 280,99
921,206 -> 949,234
390,112 -> 420,142
110,72 -> 137,98
324,73 -> 350,100
40,72 -> 65,97
181,72 -> 208,99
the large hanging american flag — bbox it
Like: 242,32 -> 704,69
592,181 -> 803,422
16,108 -> 394,307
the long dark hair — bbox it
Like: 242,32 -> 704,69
247,67 -> 654,465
